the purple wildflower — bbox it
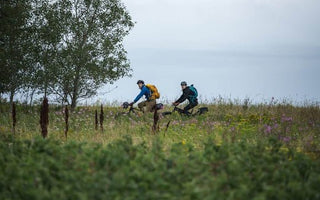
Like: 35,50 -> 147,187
264,125 -> 272,134
280,136 -> 291,143
281,114 -> 293,123
171,121 -> 179,125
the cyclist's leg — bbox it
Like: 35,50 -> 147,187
183,104 -> 192,115
146,100 -> 156,113
138,101 -> 147,112
174,107 -> 185,114
183,101 -> 198,115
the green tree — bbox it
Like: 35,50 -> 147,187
0,0 -> 33,104
36,0 -> 134,108
29,0 -> 64,98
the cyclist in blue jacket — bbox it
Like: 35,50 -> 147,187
130,80 -> 156,113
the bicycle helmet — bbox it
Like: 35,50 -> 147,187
137,80 -> 144,84
180,81 -> 187,86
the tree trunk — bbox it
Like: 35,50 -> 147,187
9,90 -> 14,105
71,95 -> 77,110
71,68 -> 80,110
70,80 -> 78,109
9,89 -> 15,112
29,89 -> 36,107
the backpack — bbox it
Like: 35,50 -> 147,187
189,84 -> 198,103
146,84 -> 160,100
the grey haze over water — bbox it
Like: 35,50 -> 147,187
96,47 -> 320,104
94,0 -> 320,105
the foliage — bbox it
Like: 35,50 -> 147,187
32,0 -> 134,108
0,101 -> 319,199
0,0 -> 134,108
0,0 -> 34,101
0,133 -> 319,200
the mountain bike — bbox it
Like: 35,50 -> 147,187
115,102 -> 164,118
162,106 -> 209,117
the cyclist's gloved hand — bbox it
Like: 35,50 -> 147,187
129,102 -> 134,107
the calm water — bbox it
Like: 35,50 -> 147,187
10,48 -> 320,105
94,48 -> 320,105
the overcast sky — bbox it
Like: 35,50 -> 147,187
95,0 -> 320,104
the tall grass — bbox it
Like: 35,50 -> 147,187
0,99 -> 319,156
0,98 -> 319,199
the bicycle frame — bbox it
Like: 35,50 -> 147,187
126,105 -> 143,115
162,106 -> 208,117
115,105 -> 142,119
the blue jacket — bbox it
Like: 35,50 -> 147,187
134,85 -> 151,103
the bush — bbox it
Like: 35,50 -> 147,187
0,134 -> 319,200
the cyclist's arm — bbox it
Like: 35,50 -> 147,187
133,87 -> 148,103
175,88 -> 190,103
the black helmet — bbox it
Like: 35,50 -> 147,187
180,81 -> 187,86
137,80 -> 144,84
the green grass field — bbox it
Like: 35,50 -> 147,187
1,101 -> 320,199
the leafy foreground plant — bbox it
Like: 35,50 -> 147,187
0,134 -> 319,200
